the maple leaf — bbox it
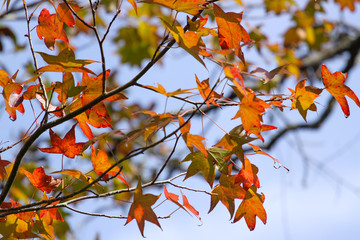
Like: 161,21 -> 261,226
125,178 -> 161,237
321,64 -> 360,117
57,2 -> 81,27
232,87 -> 274,141
0,157 -> 11,181
162,19 -> 207,67
38,125 -> 86,158
207,148 -> 232,174
213,4 -> 251,60
141,0 -> 208,15
140,111 -> 174,141
233,186 -> 267,231
214,125 -> 256,161
36,46 -> 97,74
0,212 -> 39,239
209,173 -> 246,218
195,75 -> 222,107
235,157 -> 260,191
179,116 -> 207,156
90,145 -> 128,186
36,94 -> 65,118
21,167 -> 62,193
70,97 -> 112,139
181,151 -> 215,187
0,70 -> 25,120
36,8 -> 69,50
53,72 -> 86,103
81,70 -> 127,117
39,193 -> 64,225
145,83 -> 194,97
289,79 -> 322,121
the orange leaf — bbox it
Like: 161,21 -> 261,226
232,87 -> 274,141
70,98 -> 112,139
38,125 -> 86,158
0,70 -> 25,120
81,70 -> 127,117
125,178 -> 161,237
145,83 -> 194,97
178,116 -> 207,156
334,0 -> 360,11
195,75 -> 222,107
57,2 -> 81,27
235,157 -> 259,191
90,145 -> 128,186
164,185 -> 188,212
162,19 -> 207,67
127,0 -> 138,14
180,190 -> 201,221
321,64 -> 360,117
0,157 -> 10,181
214,125 -> 256,161
21,167 -> 62,193
209,173 -> 246,218
10,199 -> 36,222
289,79 -> 322,121
141,0 -> 207,15
213,4 -> 251,59
39,193 -> 64,225
233,186 -> 267,230
36,8 -> 69,50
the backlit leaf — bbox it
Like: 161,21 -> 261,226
213,3 -> 251,60
91,145 -> 128,186
0,157 -> 10,181
36,8 -> 68,50
233,186 -> 266,230
321,64 -> 360,117
141,0 -> 207,15
125,178 -> 161,237
21,167 -> 62,193
181,151 -> 215,187
36,47 -> 97,74
209,173 -> 246,218
38,125 -> 86,158
289,79 -> 322,121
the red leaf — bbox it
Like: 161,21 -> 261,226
36,8 -> 69,50
21,167 -> 62,193
321,64 -> 360,117
180,190 -> 201,221
38,125 -> 86,158
125,178 -> 161,237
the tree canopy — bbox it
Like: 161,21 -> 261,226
0,0 -> 359,239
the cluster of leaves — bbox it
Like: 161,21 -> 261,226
0,0 -> 359,239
